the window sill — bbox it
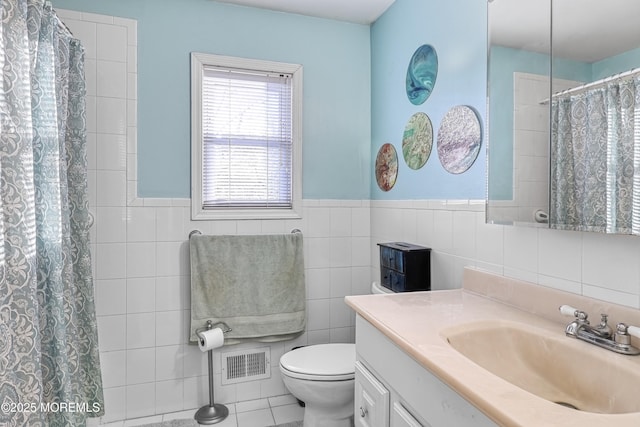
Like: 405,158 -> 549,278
191,205 -> 302,221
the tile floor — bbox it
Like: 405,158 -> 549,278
101,395 -> 304,427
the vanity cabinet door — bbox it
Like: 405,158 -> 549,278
391,402 -> 427,427
355,361 -> 390,427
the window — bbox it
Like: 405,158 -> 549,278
191,52 -> 302,220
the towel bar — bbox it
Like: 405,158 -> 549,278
190,229 -> 301,238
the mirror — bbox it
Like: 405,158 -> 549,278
486,0 -> 552,226
486,0 -> 640,234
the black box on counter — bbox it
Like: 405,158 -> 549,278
377,242 -> 431,292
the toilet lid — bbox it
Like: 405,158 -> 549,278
280,343 -> 355,380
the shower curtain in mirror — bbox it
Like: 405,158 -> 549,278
550,76 -> 640,234
0,1 -> 104,426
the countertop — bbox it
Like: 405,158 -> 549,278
345,268 -> 640,427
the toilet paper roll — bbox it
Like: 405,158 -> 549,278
198,327 -> 224,352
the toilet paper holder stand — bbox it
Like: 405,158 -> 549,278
195,320 -> 232,425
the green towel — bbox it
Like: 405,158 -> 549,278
189,233 -> 306,345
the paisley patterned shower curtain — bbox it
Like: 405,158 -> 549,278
0,1 -> 104,426
550,76 -> 640,234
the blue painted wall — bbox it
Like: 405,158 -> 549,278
371,0 -> 640,201
53,0 -> 372,199
592,47 -> 640,81
370,0 -> 488,200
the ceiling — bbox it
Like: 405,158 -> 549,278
214,0 -> 640,63
490,0 -> 640,63
213,0 -> 396,24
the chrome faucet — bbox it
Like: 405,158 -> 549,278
559,305 -> 640,356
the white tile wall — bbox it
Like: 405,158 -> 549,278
371,200 -> 640,308
89,194 -> 369,424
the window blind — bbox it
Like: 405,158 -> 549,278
201,66 -> 293,208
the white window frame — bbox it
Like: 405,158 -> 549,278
191,52 -> 303,220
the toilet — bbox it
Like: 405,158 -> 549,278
280,343 -> 355,427
279,282 -> 393,427
371,281 -> 394,294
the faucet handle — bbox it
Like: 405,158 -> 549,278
616,323 -> 632,345
618,323 -> 640,339
559,305 -> 578,316
559,305 -> 588,321
629,325 -> 640,339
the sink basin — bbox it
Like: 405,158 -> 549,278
441,319 -> 640,414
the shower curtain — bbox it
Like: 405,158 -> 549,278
0,1 -> 104,426
550,76 -> 640,234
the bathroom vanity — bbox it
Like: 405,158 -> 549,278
354,316 -> 496,427
345,268 -> 640,427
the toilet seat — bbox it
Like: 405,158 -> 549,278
280,343 -> 355,381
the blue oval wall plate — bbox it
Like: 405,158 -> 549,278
406,44 -> 438,105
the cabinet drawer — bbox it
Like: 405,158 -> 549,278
380,246 -> 404,272
355,361 -> 390,427
380,268 -> 406,291
392,402 -> 426,427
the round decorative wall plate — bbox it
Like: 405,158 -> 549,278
375,143 -> 398,191
437,105 -> 482,174
406,44 -> 438,105
402,112 -> 433,170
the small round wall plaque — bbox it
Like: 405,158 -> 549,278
402,112 -> 433,170
437,105 -> 482,174
375,143 -> 398,191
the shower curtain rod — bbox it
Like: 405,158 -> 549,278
53,10 -> 74,37
540,66 -> 640,104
